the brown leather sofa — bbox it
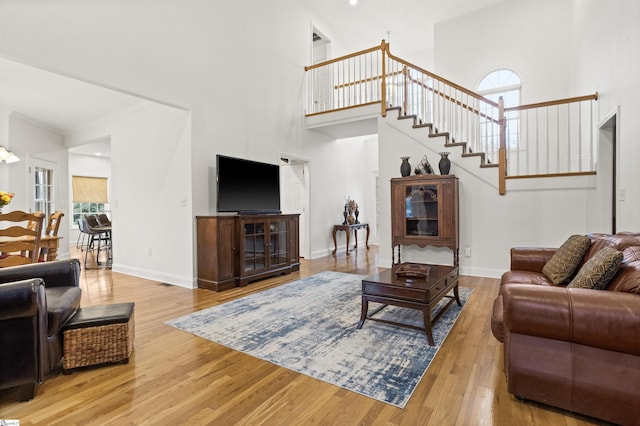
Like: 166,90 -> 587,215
491,233 -> 640,426
0,259 -> 82,400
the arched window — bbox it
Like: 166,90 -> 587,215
477,69 -> 521,150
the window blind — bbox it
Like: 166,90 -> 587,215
72,176 -> 109,203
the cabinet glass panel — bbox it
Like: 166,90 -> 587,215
270,222 -> 288,266
244,223 -> 265,235
244,234 -> 265,271
404,184 -> 439,236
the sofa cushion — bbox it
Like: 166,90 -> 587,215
607,260 -> 640,293
45,286 -> 82,336
501,270 -> 554,287
568,246 -> 623,290
542,235 -> 591,285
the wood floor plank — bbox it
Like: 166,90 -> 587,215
0,247 -> 610,425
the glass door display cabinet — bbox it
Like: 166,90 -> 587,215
237,215 -> 296,286
390,175 -> 459,265
242,221 -> 267,274
197,214 -> 300,291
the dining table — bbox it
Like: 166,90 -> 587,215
0,234 -> 61,263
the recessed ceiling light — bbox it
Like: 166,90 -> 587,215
349,0 -> 357,5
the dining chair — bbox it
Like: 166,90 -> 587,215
38,211 -> 64,261
45,211 -> 64,237
0,210 -> 46,267
79,216 -> 111,268
85,214 -> 101,230
76,218 -> 88,249
97,213 -> 111,227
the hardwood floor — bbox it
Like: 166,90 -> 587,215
0,247 -> 607,425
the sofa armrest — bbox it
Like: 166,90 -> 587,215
0,278 -> 49,385
502,284 -> 640,356
0,279 -> 44,320
0,259 -> 80,289
509,247 -> 557,273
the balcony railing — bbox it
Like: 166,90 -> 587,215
305,41 -> 598,194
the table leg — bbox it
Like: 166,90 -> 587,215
365,224 -> 370,249
332,228 -> 338,254
454,284 -> 462,306
354,228 -> 358,249
357,295 -> 369,329
48,247 -> 59,261
346,230 -> 351,255
422,308 -> 435,346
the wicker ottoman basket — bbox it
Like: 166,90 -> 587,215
63,302 -> 135,373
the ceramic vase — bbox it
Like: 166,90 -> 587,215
400,156 -> 411,177
439,152 -> 451,175
347,212 -> 355,225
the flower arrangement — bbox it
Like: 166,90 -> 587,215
0,191 -> 14,210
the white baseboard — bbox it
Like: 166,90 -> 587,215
111,263 -> 196,289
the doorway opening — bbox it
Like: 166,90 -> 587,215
280,155 -> 309,259
597,107 -> 619,233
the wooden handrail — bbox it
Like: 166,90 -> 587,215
304,44 -> 383,71
505,171 -> 596,179
405,73 -> 500,124
334,70 -> 403,90
304,101 -> 382,117
505,93 -> 599,112
383,42 -> 499,108
304,40 -> 599,195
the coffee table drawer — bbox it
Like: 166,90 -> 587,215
426,270 -> 458,299
363,281 -> 426,302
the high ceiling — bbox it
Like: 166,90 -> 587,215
0,0 -> 505,152
305,0 -> 505,59
0,56 -> 146,134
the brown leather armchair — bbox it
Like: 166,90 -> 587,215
491,233 -> 640,425
0,259 -> 82,400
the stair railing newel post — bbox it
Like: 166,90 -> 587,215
498,96 -> 507,195
381,40 -> 387,117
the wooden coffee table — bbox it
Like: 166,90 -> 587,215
357,264 -> 460,345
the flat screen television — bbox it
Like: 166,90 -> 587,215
216,155 -> 281,214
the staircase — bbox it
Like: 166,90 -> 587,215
305,40 -> 598,194
390,106 -> 498,169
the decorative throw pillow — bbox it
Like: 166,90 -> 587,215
568,246 -> 624,290
542,234 -> 591,285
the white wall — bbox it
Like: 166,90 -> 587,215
4,114 -> 71,258
434,0 -> 575,103
66,103 -> 192,286
0,110 -> 10,190
303,131 -> 378,257
567,0 -> 640,232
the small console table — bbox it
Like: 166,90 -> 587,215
332,223 -> 370,255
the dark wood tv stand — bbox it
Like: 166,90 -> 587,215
196,214 -> 300,291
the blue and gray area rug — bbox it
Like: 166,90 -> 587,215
166,271 -> 471,408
